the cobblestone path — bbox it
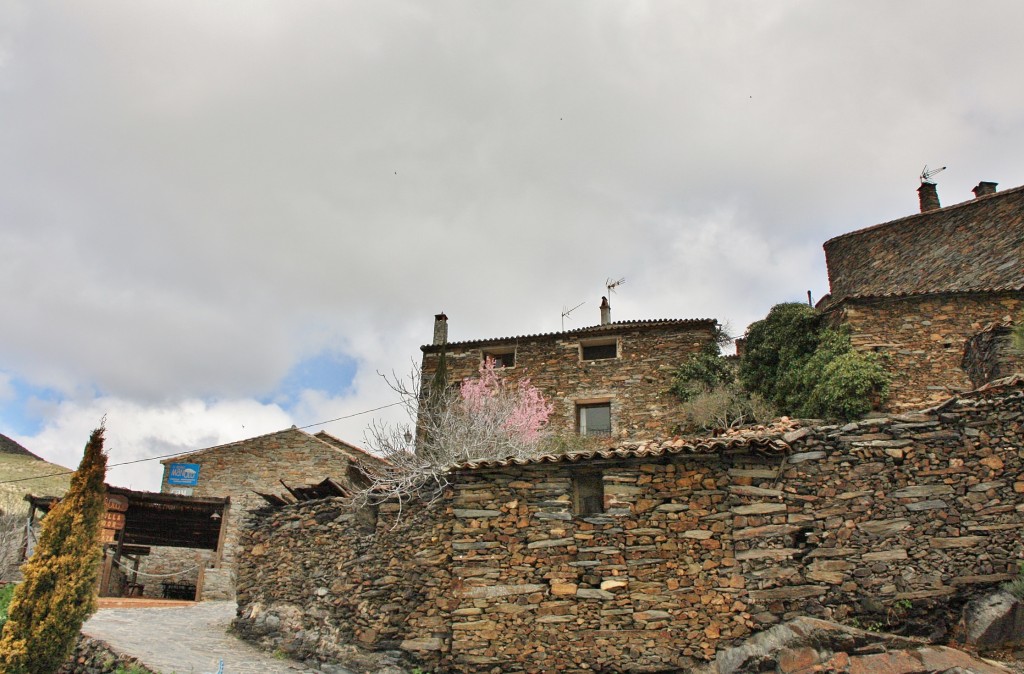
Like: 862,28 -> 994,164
82,601 -> 321,674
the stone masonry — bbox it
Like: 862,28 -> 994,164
234,379 -> 1024,673
421,315 -> 718,440
829,292 -> 1022,410
145,427 -> 376,600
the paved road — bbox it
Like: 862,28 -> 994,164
83,601 -> 321,674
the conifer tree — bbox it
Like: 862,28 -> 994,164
0,425 -> 108,673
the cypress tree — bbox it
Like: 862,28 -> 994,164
0,425 -> 108,673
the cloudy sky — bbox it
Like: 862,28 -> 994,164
2,1 -> 1023,491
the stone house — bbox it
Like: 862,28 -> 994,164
235,378 -> 1024,673
819,180 -> 1024,410
420,301 -> 720,441
145,427 -> 380,599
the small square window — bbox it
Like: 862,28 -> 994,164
578,403 -> 611,436
580,339 -> 617,361
574,473 -> 604,515
482,349 -> 515,368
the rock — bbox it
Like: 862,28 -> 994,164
711,616 -> 1014,674
956,590 -> 1024,651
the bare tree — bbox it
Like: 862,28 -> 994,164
359,359 -> 553,508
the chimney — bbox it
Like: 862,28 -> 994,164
599,296 -> 611,326
917,182 -> 940,213
433,313 -> 448,345
972,181 -> 998,198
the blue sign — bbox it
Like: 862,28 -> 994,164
167,463 -> 201,486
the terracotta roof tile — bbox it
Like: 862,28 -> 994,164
451,435 -> 790,471
422,318 -> 717,352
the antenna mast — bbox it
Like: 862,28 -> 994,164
605,277 -> 626,296
561,301 -> 585,331
920,164 -> 946,184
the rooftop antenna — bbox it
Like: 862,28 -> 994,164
561,300 -> 585,331
605,277 -> 626,296
920,164 -> 946,184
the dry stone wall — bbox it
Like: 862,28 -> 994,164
831,292 -> 1023,411
234,498 -> 453,672
234,382 -> 1024,673
150,428 -> 364,599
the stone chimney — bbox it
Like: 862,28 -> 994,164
972,181 -> 998,198
433,313 -> 448,345
600,296 -> 611,326
918,182 -> 940,213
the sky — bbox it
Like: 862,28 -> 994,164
2,1 -> 1024,491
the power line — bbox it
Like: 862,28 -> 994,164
0,399 -> 405,487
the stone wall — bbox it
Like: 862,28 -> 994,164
234,498 -> 452,672
963,324 -> 1023,389
59,636 -> 156,674
234,381 -> 1024,673
829,292 -> 1023,410
421,322 -> 717,440
152,428 -> 367,599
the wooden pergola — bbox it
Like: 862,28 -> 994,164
26,485 -> 229,599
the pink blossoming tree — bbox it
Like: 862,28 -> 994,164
361,358 -> 554,505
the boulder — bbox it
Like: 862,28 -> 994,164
956,590 -> 1024,651
708,616 -> 1013,674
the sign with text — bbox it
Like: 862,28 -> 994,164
167,462 -> 201,486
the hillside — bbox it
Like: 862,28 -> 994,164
0,433 -> 72,514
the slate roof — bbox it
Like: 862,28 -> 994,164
451,435 -> 790,471
421,318 -> 717,352
822,183 -> 1024,304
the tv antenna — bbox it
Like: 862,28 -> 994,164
605,277 -> 626,296
561,301 -> 585,331
920,165 -> 946,184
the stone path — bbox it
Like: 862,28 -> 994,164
82,601 -> 321,674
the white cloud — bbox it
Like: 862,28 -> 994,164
16,397 -> 295,491
2,1 -> 1024,478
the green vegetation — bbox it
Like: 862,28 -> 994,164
114,665 -> 151,674
0,426 -> 108,674
739,303 -> 891,420
670,327 -> 775,432
1013,321 -> 1024,353
1003,562 -> 1024,599
0,584 -> 15,628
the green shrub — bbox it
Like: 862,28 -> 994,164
677,384 -> 775,433
739,303 -> 891,421
670,347 -> 736,402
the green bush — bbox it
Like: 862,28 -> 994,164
739,302 -> 891,421
677,384 -> 775,433
670,347 -> 736,402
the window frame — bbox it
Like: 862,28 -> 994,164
573,471 -> 605,515
481,347 -> 516,369
577,401 -> 612,437
579,337 -> 619,362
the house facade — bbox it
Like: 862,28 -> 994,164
148,427 -> 379,599
819,180 -> 1024,410
419,303 -> 720,442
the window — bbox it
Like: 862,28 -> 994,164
574,473 -> 605,515
580,338 -> 618,361
482,348 -> 515,368
578,402 -> 611,436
